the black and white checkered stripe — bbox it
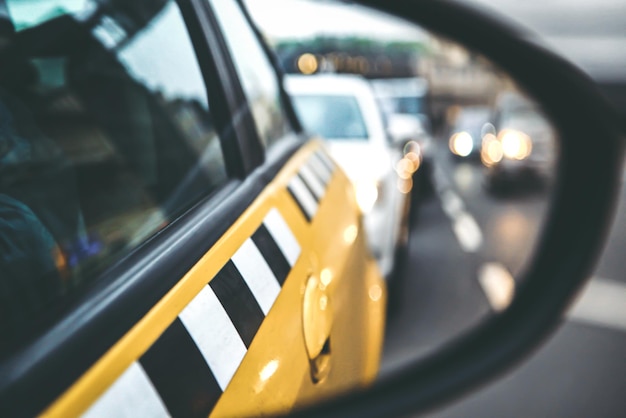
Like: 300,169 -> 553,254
287,149 -> 335,222
82,208 -> 300,418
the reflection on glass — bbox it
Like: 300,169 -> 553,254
118,2 -> 209,107
0,0 -> 227,341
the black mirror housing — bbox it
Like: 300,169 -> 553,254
287,0 -> 624,416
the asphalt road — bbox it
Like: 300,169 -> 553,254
380,140 -> 626,417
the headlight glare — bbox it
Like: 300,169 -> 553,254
449,131 -> 474,157
481,133 -> 502,167
498,129 -> 532,160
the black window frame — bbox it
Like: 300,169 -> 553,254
189,0 -> 266,175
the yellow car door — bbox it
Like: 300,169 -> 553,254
46,142 -> 384,418
0,0 -> 385,416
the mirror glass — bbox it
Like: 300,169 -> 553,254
246,0 -> 558,392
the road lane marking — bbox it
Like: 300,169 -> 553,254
431,160 -> 626,331
453,212 -> 483,253
432,165 -> 450,193
478,263 -> 516,311
440,190 -> 464,218
432,163 -> 483,253
568,277 -> 626,332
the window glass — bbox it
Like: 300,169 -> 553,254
291,95 -> 369,140
7,0 -> 88,30
0,0 -> 227,340
394,96 -> 422,114
208,0 -> 291,147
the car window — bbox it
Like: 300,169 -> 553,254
291,94 -> 369,140
207,0 -> 291,148
393,96 -> 422,114
0,0 -> 228,342
6,0 -> 88,30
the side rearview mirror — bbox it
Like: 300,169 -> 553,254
273,0 -> 624,416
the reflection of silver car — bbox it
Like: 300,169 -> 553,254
483,93 -> 556,192
371,77 -> 434,167
285,74 -> 410,278
370,77 -> 429,121
370,78 -> 435,199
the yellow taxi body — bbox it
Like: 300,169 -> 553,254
41,142 -> 386,417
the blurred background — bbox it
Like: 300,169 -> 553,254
245,0 -> 626,416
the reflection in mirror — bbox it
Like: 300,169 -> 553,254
247,0 -> 558,395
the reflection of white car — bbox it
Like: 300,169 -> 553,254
285,74 -> 410,278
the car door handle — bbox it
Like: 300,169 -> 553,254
302,273 -> 333,383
